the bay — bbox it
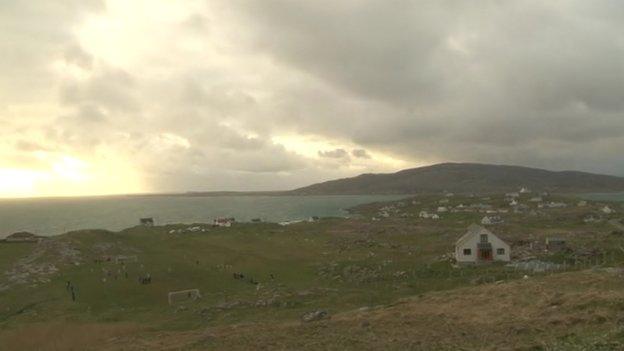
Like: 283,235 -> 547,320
0,194 -> 406,238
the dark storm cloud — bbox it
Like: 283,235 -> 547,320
228,0 -> 624,175
352,149 -> 371,159
318,148 -> 349,159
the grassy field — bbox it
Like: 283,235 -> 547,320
1,193 -> 623,350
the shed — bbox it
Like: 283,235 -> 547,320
546,238 -> 566,252
140,218 -> 154,226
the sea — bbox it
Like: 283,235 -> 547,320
0,195 -> 407,238
579,192 -> 624,203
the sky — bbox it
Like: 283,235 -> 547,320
1,1 -> 624,198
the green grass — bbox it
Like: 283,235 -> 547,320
1,193 -> 623,337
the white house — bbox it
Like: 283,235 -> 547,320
213,217 -> 234,227
481,215 -> 504,225
455,224 -> 511,263
437,206 -> 449,213
602,206 -> 615,214
520,187 -> 531,194
419,211 -> 440,220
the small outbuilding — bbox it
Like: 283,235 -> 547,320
140,218 -> 155,226
213,217 -> 234,227
455,224 -> 510,263
602,206 -> 615,214
546,238 -> 567,252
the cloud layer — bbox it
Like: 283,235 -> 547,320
1,0 -> 624,196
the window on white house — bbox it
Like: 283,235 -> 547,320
497,248 -> 505,255
480,234 -> 488,243
463,248 -> 471,255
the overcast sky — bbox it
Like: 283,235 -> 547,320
1,0 -> 624,197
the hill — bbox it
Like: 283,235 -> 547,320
292,162 -> 624,195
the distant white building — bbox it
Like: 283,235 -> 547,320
481,215 -> 504,225
546,202 -> 567,208
602,206 -> 615,214
529,197 -> 543,203
437,206 -> 449,213
583,214 -> 602,223
419,211 -> 439,220
520,187 -> 531,194
577,201 -> 588,207
213,217 -> 234,227
455,224 -> 510,263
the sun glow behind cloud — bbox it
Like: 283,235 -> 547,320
0,152 -> 145,199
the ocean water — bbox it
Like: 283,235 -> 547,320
579,192 -> 624,203
0,195 -> 406,238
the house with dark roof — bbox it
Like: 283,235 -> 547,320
455,224 -> 510,263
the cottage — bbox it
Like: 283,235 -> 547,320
505,192 -> 520,198
4,231 -> 40,243
601,206 -> 615,214
419,211 -> 439,220
140,218 -> 154,226
214,217 -> 234,227
529,197 -> 543,203
437,206 -> 448,213
577,201 -> 588,207
583,214 -> 602,223
546,238 -> 566,252
520,187 -> 531,194
481,215 -> 504,225
455,224 -> 510,263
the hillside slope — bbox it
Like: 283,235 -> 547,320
292,163 -> 624,194
83,270 -> 624,350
